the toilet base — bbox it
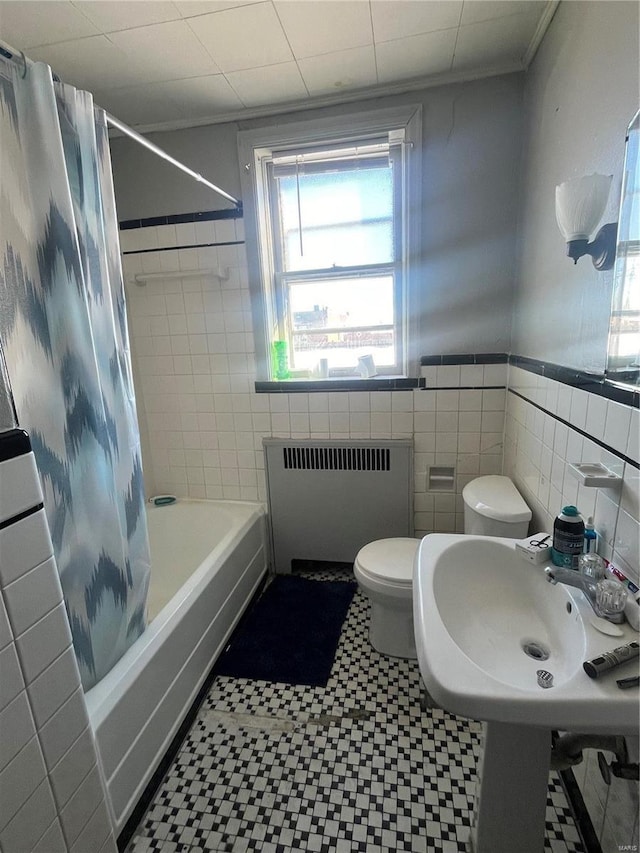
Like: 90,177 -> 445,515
369,599 -> 417,659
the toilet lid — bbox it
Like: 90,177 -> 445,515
355,538 -> 419,584
462,475 -> 532,523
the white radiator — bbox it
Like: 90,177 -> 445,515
264,438 -> 414,573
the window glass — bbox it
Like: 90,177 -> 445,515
276,165 -> 394,271
288,274 -> 395,370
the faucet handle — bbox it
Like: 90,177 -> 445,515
579,552 -> 606,581
595,579 -> 627,619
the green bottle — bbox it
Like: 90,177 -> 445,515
271,340 -> 290,380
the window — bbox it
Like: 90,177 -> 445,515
239,107 -> 421,381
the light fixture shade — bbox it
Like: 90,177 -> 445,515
555,173 -> 612,241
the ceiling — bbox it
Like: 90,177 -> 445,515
0,0 -> 553,132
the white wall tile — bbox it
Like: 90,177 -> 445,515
0,510 -> 53,587
0,777 -> 58,853
70,800 -> 116,853
38,688 -> 90,771
482,363 -> 507,386
59,764 -> 105,847
569,388 -> 589,431
436,365 -> 460,386
27,646 -> 82,730
460,364 -> 484,386
0,692 -> 36,771
0,593 -> 12,651
15,602 -> 72,684
0,453 -> 43,524
627,407 -> 639,463
0,736 -> 48,829
32,819 -> 67,853
0,642 -> 25,712
604,401 -> 632,456
585,393 -> 608,439
614,508 -> 639,575
3,557 -> 63,637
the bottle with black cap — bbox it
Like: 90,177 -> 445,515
551,505 -> 585,569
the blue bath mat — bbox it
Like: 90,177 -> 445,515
215,575 -> 356,687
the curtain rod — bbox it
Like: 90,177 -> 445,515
0,38 -> 241,209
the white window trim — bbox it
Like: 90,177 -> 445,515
238,105 -> 422,382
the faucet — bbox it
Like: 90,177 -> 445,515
544,567 -> 626,624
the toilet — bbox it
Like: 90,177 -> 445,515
461,475 -> 531,539
354,475 -> 532,659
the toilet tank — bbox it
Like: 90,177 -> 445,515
462,475 -> 531,538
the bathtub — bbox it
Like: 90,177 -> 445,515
84,499 -> 267,835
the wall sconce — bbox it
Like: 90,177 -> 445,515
555,174 -> 617,270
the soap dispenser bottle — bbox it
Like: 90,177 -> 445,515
551,506 -> 585,569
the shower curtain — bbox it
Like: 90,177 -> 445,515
0,58 -> 151,690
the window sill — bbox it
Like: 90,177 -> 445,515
254,377 -> 422,393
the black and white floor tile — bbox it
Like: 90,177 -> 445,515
126,568 -> 584,853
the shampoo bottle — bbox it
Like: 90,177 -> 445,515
551,505 -> 585,569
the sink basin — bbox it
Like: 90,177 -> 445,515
414,534 -> 639,735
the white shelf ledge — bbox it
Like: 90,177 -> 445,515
568,462 -> 622,488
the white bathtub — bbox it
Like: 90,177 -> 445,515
84,499 -> 267,835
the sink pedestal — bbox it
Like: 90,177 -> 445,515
470,723 -> 551,853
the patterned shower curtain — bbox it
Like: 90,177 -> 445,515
0,58 -> 151,690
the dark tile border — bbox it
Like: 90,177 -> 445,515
510,355 -> 639,409
119,206 -> 243,231
509,388 -> 639,469
255,378 -> 421,393
418,353 -> 638,407
122,240 -> 244,256
0,428 -> 31,463
0,503 -> 44,531
420,353 -> 508,365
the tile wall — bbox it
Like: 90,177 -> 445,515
504,365 -> 639,850
121,222 -> 508,539
0,435 -> 117,853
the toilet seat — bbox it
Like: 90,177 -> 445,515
355,537 -> 418,585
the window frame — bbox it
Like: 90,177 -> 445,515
238,105 -> 422,382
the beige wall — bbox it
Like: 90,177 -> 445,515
512,0 -> 640,373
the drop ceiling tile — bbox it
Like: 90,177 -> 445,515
92,83 -> 186,125
161,74 -> 244,116
371,0 -> 463,43
27,36 -> 137,91
375,28 -> 457,84
225,62 -> 307,107
298,46 -> 377,96
452,11 -> 540,71
175,0 -> 256,16
72,1 -> 181,33
108,20 -> 220,83
188,2 -> 293,72
274,1 -> 373,59
0,1 -> 99,48
460,1 -> 546,26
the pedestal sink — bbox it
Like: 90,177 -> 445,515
413,534 -> 639,853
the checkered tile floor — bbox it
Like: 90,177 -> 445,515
126,567 -> 584,853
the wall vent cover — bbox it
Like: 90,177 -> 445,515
264,438 -> 413,573
282,445 -> 391,472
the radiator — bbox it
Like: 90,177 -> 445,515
264,438 -> 413,573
